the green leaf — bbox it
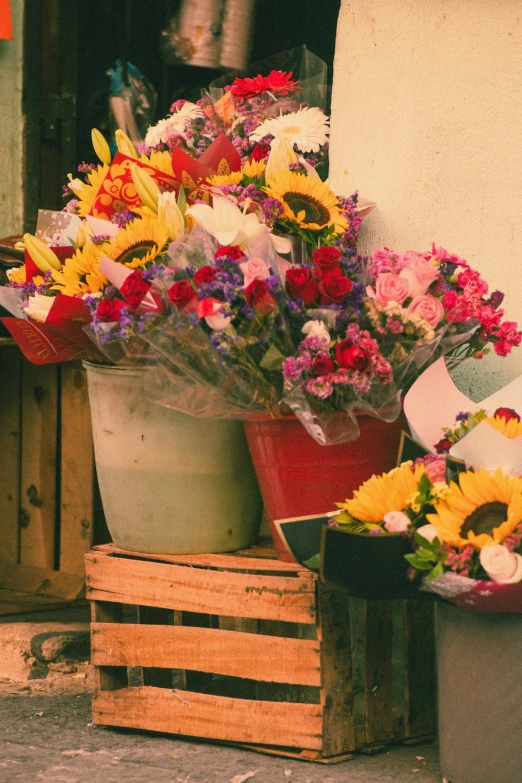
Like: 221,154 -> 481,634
429,562 -> 445,579
303,553 -> 321,571
259,344 -> 286,371
177,186 -> 187,216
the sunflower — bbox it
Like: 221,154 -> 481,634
427,467 -> 522,550
485,415 -> 522,439
209,158 -> 267,187
263,171 -> 347,234
51,240 -> 106,296
103,213 -> 171,270
339,463 -> 426,523
75,164 -> 110,216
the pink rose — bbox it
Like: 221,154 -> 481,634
399,257 -> 440,297
408,295 -> 445,327
239,257 -> 270,288
370,273 -> 410,305
424,458 -> 446,484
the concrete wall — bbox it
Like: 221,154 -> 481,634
330,0 -> 522,397
0,1 -> 25,237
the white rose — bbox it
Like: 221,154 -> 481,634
205,312 -> 232,331
479,545 -> 522,583
24,293 -> 55,323
416,523 -> 439,543
383,511 -> 410,533
301,319 -> 330,344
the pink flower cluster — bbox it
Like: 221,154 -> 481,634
442,543 -> 475,578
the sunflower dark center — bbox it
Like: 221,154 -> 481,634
283,191 -> 330,226
113,240 -> 156,266
460,501 -> 508,538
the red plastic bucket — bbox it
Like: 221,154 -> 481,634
243,413 -> 408,561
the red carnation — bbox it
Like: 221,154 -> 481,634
250,144 -> 271,163
215,245 -> 245,262
167,280 -> 198,312
320,275 -> 352,305
194,266 -> 217,285
245,279 -> 275,315
335,340 -> 368,371
494,407 -> 521,423
312,358 -> 335,377
120,270 -> 151,310
285,267 -> 320,306
313,246 -> 342,279
96,298 -> 126,322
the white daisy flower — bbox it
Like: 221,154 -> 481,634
249,107 -> 329,154
145,102 -> 204,147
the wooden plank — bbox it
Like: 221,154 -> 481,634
93,544 -> 306,574
402,600 -> 436,740
0,345 -> 21,563
317,586 -> 356,755
85,553 -> 316,624
91,622 -> 321,686
363,601 -> 394,745
91,601 -> 128,691
93,686 -> 323,749
59,365 -> 94,575
19,361 -> 58,568
0,559 -> 84,599
137,606 -> 173,688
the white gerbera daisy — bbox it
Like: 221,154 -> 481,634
249,107 -> 329,154
145,102 -> 204,147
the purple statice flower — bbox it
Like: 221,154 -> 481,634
135,311 -> 158,334
282,355 -> 309,383
77,162 -> 96,173
62,184 -> 74,199
487,290 -> 505,310
91,234 -> 111,245
369,528 -> 384,535
143,264 -> 166,282
455,411 -> 470,422
262,198 -> 283,227
83,295 -> 99,312
137,142 -> 150,155
113,210 -> 139,229
103,286 -> 118,298
288,162 -> 308,174
63,198 -> 79,213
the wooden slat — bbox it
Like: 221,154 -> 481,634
92,622 -> 321,686
59,365 -> 94,575
93,543 -> 307,574
0,559 -> 84,599
85,553 -> 316,624
91,601 -> 128,691
403,600 -> 436,740
19,361 -> 58,568
318,587 -> 356,755
0,346 -> 21,563
137,606 -> 173,688
93,686 -> 323,749
363,601 -> 394,745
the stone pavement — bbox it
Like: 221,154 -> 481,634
0,607 -> 443,783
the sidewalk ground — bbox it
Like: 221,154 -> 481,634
0,608 -> 442,783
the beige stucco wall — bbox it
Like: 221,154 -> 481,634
330,0 -> 522,397
0,1 -> 25,237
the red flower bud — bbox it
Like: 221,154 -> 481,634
434,437 -> 453,454
245,279 -> 275,315
312,358 -> 335,377
167,280 -> 198,312
249,144 -> 271,162
194,265 -> 217,285
285,267 -> 320,306
335,340 -> 368,370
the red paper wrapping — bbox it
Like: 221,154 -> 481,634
171,133 -> 241,194
0,0 -> 12,40
89,153 -> 180,220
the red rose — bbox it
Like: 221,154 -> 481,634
250,144 -> 271,162
312,246 -> 342,278
167,280 -> 198,312
215,245 -> 245,262
245,279 -> 275,315
194,266 -> 217,285
120,270 -> 151,310
335,340 -> 368,370
312,358 -> 335,377
320,275 -> 352,305
434,437 -> 452,454
285,267 -> 320,306
494,407 -> 521,423
96,298 -> 126,322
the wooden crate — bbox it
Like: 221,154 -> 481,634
86,544 -> 436,762
0,342 -> 95,614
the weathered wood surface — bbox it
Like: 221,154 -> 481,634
0,345 -> 21,564
85,553 -> 316,624
363,601 -> 394,745
92,621 -> 321,686
403,600 -> 436,740
93,686 -> 324,749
